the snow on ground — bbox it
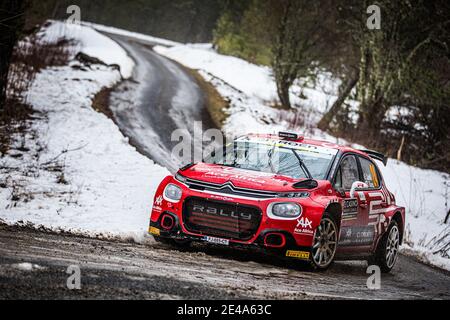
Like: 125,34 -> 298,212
12,263 -> 46,272
1,21 -> 448,270
42,21 -> 134,79
154,42 -> 450,270
82,22 -> 180,47
0,21 -> 169,242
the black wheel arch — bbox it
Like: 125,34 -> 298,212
324,202 -> 343,231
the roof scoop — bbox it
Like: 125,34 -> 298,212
279,132 -> 304,141
293,179 -> 318,190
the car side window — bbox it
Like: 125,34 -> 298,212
338,155 -> 359,190
334,167 -> 342,189
359,157 -> 381,189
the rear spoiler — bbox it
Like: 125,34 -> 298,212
359,149 -> 388,166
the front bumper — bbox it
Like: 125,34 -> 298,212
149,217 -> 312,261
149,177 -> 325,261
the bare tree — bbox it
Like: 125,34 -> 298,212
356,0 -> 450,132
0,0 -> 26,109
272,0 -> 339,109
318,71 -> 359,132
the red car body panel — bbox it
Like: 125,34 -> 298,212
149,134 -> 406,262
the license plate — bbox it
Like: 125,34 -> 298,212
204,236 -> 230,246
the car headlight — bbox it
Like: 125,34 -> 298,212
164,183 -> 182,202
270,202 -> 302,218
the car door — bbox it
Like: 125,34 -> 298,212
356,156 -> 388,249
334,154 -> 373,254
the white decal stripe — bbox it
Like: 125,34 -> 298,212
357,192 -> 366,202
368,192 -> 384,200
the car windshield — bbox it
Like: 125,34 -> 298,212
205,140 -> 337,180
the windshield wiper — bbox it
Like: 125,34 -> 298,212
267,144 -> 277,174
292,150 -> 313,179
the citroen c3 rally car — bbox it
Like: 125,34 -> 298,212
149,132 -> 405,272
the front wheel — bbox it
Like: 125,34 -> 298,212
369,221 -> 400,273
310,213 -> 338,271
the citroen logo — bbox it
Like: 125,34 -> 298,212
221,181 -> 236,190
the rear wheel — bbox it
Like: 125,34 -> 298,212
369,221 -> 400,273
310,213 -> 338,271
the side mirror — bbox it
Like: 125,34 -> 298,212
293,179 -> 318,190
350,181 -> 369,198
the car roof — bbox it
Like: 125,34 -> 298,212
243,133 -> 370,158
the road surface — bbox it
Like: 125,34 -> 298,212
0,225 -> 449,300
105,32 -> 216,172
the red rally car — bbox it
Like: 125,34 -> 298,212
149,132 -> 405,272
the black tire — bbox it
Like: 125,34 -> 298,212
368,221 -> 400,273
153,236 -> 191,249
309,213 -> 339,271
153,235 -> 173,245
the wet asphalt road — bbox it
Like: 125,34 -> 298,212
105,32 -> 216,172
1,31 -> 449,300
0,225 -> 449,300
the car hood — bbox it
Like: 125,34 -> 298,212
179,163 -> 304,192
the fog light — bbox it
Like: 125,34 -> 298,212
161,214 -> 175,230
264,233 -> 286,248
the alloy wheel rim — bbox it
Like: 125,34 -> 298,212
312,218 -> 338,267
386,225 -> 400,268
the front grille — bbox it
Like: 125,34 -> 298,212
184,178 -> 277,199
183,197 -> 262,241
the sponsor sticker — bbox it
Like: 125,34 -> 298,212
204,236 -> 230,246
149,227 -> 161,236
155,195 -> 163,206
286,250 -> 310,260
153,195 -> 164,212
339,226 -> 375,246
342,198 -> 358,221
294,216 -> 314,236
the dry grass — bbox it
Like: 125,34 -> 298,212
183,67 -> 229,129
0,27 -> 72,157
92,86 -> 114,119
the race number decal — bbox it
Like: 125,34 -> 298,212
342,199 -> 358,221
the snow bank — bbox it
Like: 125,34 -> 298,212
155,45 -> 279,102
380,161 -> 449,270
82,21 -> 181,47
155,41 -> 450,270
41,21 -> 134,79
0,21 -> 169,241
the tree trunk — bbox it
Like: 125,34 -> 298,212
358,93 -> 385,133
0,0 -> 26,110
318,74 -> 359,131
276,78 -> 292,109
